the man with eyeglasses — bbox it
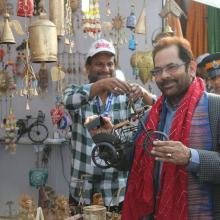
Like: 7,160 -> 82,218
122,37 -> 220,220
63,39 -> 154,213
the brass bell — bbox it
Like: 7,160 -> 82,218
49,0 -> 65,37
0,13 -> 16,44
135,8 -> 146,34
29,13 -> 57,63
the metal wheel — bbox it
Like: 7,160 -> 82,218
143,130 -> 169,154
16,119 -> 26,141
91,133 -> 120,169
28,123 -> 48,143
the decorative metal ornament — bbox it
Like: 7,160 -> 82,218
126,2 -> 136,29
127,12 -> 136,29
130,51 -> 153,84
159,0 -> 186,18
0,12 -> 25,44
129,34 -> 136,50
28,13 -> 57,63
49,0 -> 65,37
112,13 -> 125,31
0,13 -> 15,44
135,7 -> 146,34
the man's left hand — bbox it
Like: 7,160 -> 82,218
150,140 -> 191,165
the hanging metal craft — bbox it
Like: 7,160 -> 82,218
130,50 -> 153,83
21,40 -> 38,110
37,63 -> 49,94
112,13 -> 125,33
126,0 -> 136,29
160,0 -> 186,18
0,12 -> 25,44
64,0 -> 75,53
110,11 -> 127,63
135,4 -> 146,35
28,5 -> 57,63
49,0 -> 65,37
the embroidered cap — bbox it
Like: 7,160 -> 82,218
202,52 -> 220,78
196,53 -> 210,68
86,39 -> 116,61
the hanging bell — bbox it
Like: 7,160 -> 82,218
126,12 -> 136,29
28,13 -> 57,63
49,0 -> 65,37
135,8 -> 146,34
129,34 -> 136,51
0,13 -> 16,44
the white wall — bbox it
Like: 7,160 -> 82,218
0,0 -> 162,216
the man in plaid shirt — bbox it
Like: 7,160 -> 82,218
63,39 -> 154,210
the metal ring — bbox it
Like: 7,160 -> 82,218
166,153 -> 172,158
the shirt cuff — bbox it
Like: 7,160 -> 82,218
187,148 -> 200,173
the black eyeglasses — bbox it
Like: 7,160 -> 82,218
150,62 -> 187,77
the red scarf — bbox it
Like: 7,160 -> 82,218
122,78 -> 205,220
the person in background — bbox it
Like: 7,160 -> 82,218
122,37 -> 220,220
63,39 -> 155,212
196,52 -> 213,92
196,53 -> 209,78
202,52 -> 220,95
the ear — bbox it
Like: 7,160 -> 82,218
188,60 -> 197,78
85,63 -> 90,75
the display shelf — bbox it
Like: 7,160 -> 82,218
0,137 -> 69,146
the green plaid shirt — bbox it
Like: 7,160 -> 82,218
64,83 -> 139,206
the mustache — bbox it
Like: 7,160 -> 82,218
159,79 -> 176,87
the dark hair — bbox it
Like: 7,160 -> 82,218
152,36 -> 194,64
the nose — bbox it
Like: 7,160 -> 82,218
159,68 -> 171,78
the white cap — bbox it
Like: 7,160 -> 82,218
86,39 -> 116,61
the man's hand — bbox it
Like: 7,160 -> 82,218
84,115 -> 113,137
90,78 -> 131,98
150,140 -> 191,165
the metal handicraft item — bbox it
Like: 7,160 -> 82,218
28,13 -> 57,63
49,0 -> 65,37
0,12 -> 25,44
91,103 -> 169,171
130,50 -> 153,83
